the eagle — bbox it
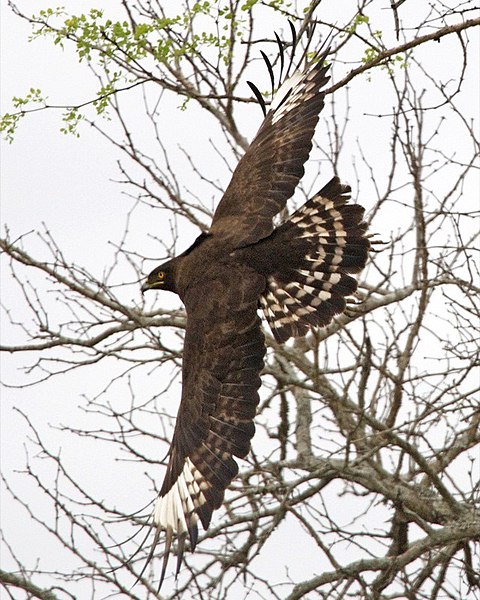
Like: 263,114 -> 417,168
140,28 -> 370,586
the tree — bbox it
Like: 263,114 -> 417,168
1,1 -> 479,598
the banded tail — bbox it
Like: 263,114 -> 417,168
260,177 -> 370,342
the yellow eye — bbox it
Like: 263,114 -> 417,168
157,271 -> 165,280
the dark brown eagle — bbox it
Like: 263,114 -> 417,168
141,30 -> 370,585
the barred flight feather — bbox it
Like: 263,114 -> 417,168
260,177 -> 370,342
152,457 -> 204,584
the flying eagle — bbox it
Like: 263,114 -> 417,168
141,28 -> 370,586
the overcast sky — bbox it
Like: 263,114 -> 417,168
1,1 -> 479,597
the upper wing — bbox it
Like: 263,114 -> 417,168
149,264 -> 265,586
209,48 -> 330,248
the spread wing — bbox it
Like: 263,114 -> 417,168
209,48 -> 330,248
147,264 -> 265,587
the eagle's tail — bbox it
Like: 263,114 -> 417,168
260,177 -> 370,343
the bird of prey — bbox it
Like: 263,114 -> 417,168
141,28 -> 370,586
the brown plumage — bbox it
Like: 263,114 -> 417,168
141,30 -> 370,588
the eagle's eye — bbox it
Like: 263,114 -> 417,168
157,271 -> 165,280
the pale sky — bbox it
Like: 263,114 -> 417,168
1,1 -> 478,597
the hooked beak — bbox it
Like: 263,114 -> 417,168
141,280 -> 152,294
141,280 -> 163,294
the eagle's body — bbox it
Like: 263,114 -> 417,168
141,35 -> 370,585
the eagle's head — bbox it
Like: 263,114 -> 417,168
141,260 -> 177,294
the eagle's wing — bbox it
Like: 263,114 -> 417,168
149,264 -> 265,586
209,48 -> 330,248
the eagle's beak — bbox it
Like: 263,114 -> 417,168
142,279 -> 165,293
